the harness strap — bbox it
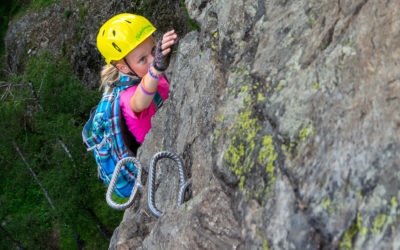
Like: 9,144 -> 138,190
82,105 -> 98,149
152,91 -> 164,111
108,78 -> 141,88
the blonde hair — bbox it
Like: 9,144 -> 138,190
100,63 -> 120,93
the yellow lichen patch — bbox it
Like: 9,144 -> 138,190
299,125 -> 315,142
276,80 -> 284,90
313,82 -> 319,89
361,226 -> 368,235
391,197 -> 398,208
224,136 -> 243,169
241,85 -> 249,93
239,176 -> 245,191
258,135 -> 278,196
321,197 -> 335,213
372,214 -> 387,234
357,213 -> 363,231
213,31 -> 218,38
258,136 -> 276,164
223,110 -> 261,191
245,96 -> 252,105
218,115 -> 224,123
340,221 -> 358,250
258,93 -> 265,101
340,213 -> 364,249
344,40 -> 353,47
263,239 -> 270,250
357,191 -> 363,200
322,198 -> 331,209
224,64 -> 278,196
306,13 -> 317,28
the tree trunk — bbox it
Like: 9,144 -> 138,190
12,141 -> 56,210
87,208 -> 112,240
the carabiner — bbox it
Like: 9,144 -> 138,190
106,157 -> 144,210
147,151 -> 191,218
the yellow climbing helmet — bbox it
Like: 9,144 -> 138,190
97,13 -> 156,65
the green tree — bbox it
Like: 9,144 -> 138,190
0,51 -> 123,249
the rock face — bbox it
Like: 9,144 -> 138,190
5,0 -> 400,249
112,0 -> 400,249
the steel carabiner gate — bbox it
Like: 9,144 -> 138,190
106,157 -> 144,210
147,151 -> 191,218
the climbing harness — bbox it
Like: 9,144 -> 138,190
106,151 -> 191,218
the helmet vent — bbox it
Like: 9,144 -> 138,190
112,42 -> 122,52
102,30 -> 105,37
125,20 -> 132,24
112,30 -> 116,36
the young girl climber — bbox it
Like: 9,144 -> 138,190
83,13 -> 177,198
97,13 -> 177,148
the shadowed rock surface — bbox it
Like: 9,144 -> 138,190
5,0 -> 400,249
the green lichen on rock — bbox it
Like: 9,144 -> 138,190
299,124 -> 315,142
276,80 -> 285,90
258,135 -> 277,195
263,239 -> 270,250
224,110 -> 260,191
340,222 -> 358,250
223,64 -> 278,197
223,108 -> 278,198
322,197 -> 335,213
322,198 -> 331,209
258,93 -> 265,101
306,12 -> 317,28
391,197 -> 398,208
357,191 -> 363,200
339,213 -> 365,250
371,214 -> 387,234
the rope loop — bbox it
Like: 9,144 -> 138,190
147,151 -> 189,218
106,157 -> 143,210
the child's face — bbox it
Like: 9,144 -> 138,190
123,36 -> 156,77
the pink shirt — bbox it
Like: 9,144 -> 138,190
119,76 -> 169,144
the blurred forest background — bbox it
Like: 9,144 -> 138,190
0,1 -> 126,249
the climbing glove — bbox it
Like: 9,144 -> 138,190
152,40 -> 173,72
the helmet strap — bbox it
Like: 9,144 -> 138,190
123,58 -> 139,78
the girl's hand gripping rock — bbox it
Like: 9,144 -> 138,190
152,30 -> 177,72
